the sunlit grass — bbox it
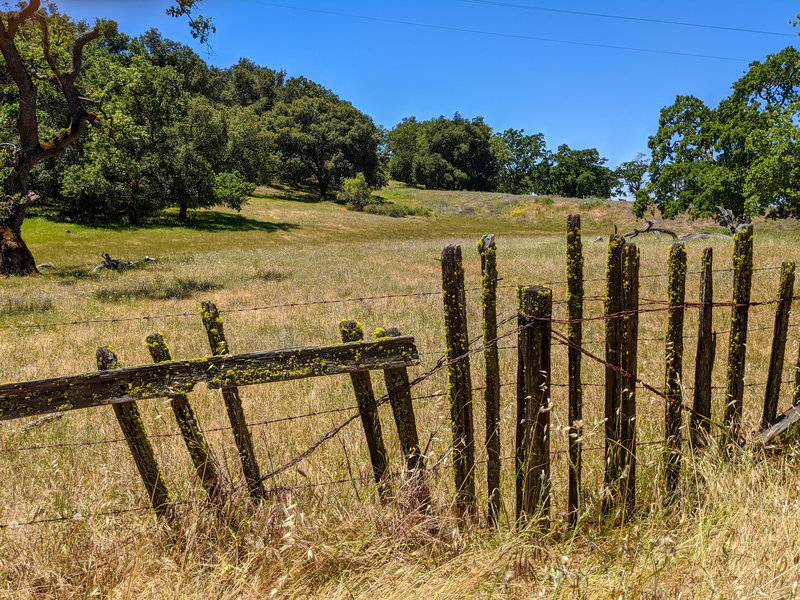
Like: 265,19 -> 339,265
2,185 -> 800,598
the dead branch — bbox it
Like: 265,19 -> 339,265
622,220 -> 679,240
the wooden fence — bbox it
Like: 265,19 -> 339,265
2,215 -> 800,532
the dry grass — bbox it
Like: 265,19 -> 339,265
2,187 -> 800,598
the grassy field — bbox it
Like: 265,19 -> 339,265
2,184 -> 800,598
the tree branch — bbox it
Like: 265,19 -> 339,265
66,27 -> 102,84
622,220 -> 678,240
6,0 -> 41,38
30,14 -> 62,85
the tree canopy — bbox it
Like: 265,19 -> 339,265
635,46 -> 800,220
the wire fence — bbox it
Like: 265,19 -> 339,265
0,258 -> 795,533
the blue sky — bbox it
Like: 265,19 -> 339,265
57,1 -> 799,167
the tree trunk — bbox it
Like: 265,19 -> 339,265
179,202 -> 188,221
318,180 -> 328,200
1,173 -> 38,276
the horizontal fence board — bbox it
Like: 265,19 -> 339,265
759,405 -> 800,444
0,338 -> 419,421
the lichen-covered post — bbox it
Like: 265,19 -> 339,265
377,327 -> 425,475
664,243 -> 687,498
339,320 -> 390,489
97,346 -> 173,521
603,234 -> 625,514
516,285 -> 552,527
565,215 -> 583,524
441,244 -> 476,516
478,234 -> 501,526
146,333 -> 224,503
691,248 -> 714,447
724,225 -> 754,447
200,300 -> 265,500
762,261 -> 796,428
619,242 -> 639,514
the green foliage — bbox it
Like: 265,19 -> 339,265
213,171 -> 255,211
542,144 -> 617,199
493,128 -> 548,194
266,95 -> 385,199
638,46 -> 800,220
613,153 -> 648,199
388,113 -> 499,191
337,173 -> 372,209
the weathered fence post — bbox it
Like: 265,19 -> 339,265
145,333 -> 224,503
664,243 -> 687,499
691,248 -> 714,447
516,285 -> 552,527
620,242 -> 639,513
339,320 -> 389,488
603,234 -> 625,513
724,225 -> 754,447
97,346 -> 173,520
762,262 -> 796,428
441,244 -> 476,515
200,301 -> 265,499
565,215 -> 583,524
478,234 -> 501,526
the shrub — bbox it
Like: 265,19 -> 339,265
337,173 -> 372,210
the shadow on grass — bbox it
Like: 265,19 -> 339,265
94,277 -> 223,302
142,211 -> 299,232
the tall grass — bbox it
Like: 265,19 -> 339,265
1,188 -> 800,598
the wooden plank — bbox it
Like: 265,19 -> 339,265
98,346 -> 173,520
199,300 -> 264,500
603,234 -> 625,514
339,320 -> 389,488
565,215 -> 583,524
0,337 -> 420,421
441,244 -> 476,515
724,225 -> 754,447
664,243 -> 687,498
691,248 -> 714,447
759,404 -> 800,444
146,332 -> 224,503
478,234 -> 501,526
378,327 -> 424,473
619,242 -> 639,514
517,285 -> 552,528
762,262 -> 796,428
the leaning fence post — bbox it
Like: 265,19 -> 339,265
377,327 -> 424,473
516,285 -> 552,527
339,321 -> 390,488
200,301 -> 265,500
620,242 -> 639,514
691,248 -> 714,447
603,234 -> 625,514
145,333 -> 224,503
441,244 -> 476,515
565,215 -> 583,524
724,225 -> 754,447
97,346 -> 173,520
664,243 -> 687,499
478,234 -> 501,526
762,262 -> 796,428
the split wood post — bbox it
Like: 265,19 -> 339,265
565,215 -> 583,524
441,244 -> 476,515
691,248 -> 714,447
145,333 -> 224,503
762,262 -> 796,428
96,346 -> 173,520
515,332 -> 525,521
516,285 -> 552,527
339,321 -> 390,487
664,243 -> 687,499
603,234 -> 625,514
795,343 -> 800,407
724,225 -> 754,447
199,301 -> 265,500
478,234 -> 501,526
619,242 -> 639,514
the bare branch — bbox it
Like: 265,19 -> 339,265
66,27 -> 102,84
30,14 -> 62,85
6,1 -> 41,38
622,220 -> 678,240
